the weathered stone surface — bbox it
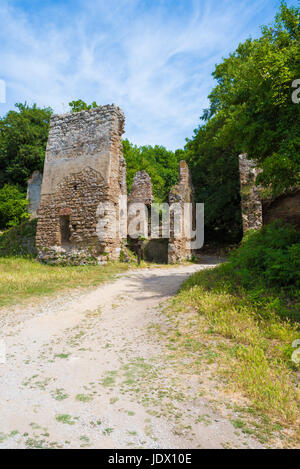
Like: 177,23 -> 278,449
36,105 -> 125,264
168,160 -> 194,263
27,170 -> 43,218
239,154 -> 263,233
127,171 -> 153,239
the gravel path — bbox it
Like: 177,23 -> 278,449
0,263 -> 263,449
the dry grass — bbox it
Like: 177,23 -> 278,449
0,257 -> 129,308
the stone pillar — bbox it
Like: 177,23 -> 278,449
36,105 -> 125,264
127,170 -> 154,239
27,170 -> 43,218
239,154 -> 263,233
168,160 -> 194,263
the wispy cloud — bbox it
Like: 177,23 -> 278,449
0,0 -> 290,149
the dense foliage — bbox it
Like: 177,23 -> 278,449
0,103 -> 52,189
207,3 -> 300,195
185,2 -> 300,242
123,139 -> 182,202
229,221 -> 300,289
0,103 -> 52,229
68,99 -> 98,113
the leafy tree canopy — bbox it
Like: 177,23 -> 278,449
0,102 -> 52,190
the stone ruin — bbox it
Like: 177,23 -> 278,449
36,105 -> 126,264
34,105 -> 195,264
32,104 -> 298,266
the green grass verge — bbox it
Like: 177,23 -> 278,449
165,263 -> 300,446
0,257 -> 129,309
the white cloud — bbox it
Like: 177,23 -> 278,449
0,0 -> 285,149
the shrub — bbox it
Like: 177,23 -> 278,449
229,221 -> 300,288
0,219 -> 37,257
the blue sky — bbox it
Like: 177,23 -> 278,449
0,0 -> 295,149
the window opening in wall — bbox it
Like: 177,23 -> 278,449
60,215 -> 71,244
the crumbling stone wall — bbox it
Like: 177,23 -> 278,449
168,160 -> 194,263
36,105 -> 125,264
27,170 -> 42,218
239,154 -> 263,233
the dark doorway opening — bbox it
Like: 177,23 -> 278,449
60,215 -> 71,245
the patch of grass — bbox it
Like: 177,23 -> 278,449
195,414 -> 212,426
75,393 -> 93,402
165,260 -> 300,446
100,371 -> 118,387
0,257 -> 129,309
54,353 -> 70,359
55,414 -> 78,425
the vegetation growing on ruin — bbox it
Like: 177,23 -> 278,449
122,139 -> 183,202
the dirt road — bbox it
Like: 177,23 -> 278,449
0,263 -> 263,449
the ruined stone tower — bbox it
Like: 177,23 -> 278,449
36,105 -> 126,264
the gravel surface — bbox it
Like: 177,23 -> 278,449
0,263 -> 264,449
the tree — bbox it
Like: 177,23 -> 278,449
68,99 -> 98,113
0,103 -> 52,190
122,139 -> 181,202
